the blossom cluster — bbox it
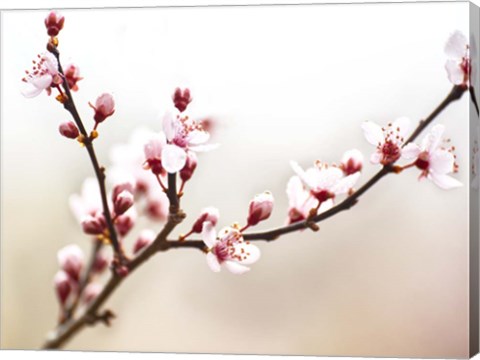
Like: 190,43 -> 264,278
22,11 -> 469,319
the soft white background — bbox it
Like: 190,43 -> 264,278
0,0 -> 477,359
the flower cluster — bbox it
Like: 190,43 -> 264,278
54,244 -> 108,310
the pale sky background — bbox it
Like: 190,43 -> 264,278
1,1 -> 477,358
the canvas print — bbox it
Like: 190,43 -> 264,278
1,2 -> 479,358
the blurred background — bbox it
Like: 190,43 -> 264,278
0,2 -> 474,357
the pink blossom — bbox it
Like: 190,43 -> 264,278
340,149 -> 364,175
191,207 -> 220,234
362,117 -> 410,165
143,132 -> 167,176
113,189 -> 134,216
144,192 -> 169,222
89,93 -> 115,124
202,222 -> 260,274
54,270 -> 71,306
445,31 -> 470,87
115,207 -> 137,237
83,283 -> 103,305
172,87 -> 192,113
133,229 -> 156,254
161,109 -> 218,173
81,214 -> 107,235
291,161 -> 360,206
92,250 -> 109,274
58,121 -> 79,139
64,63 -> 82,91
247,191 -> 274,227
44,11 -> 65,37
57,244 -> 84,283
286,175 -> 327,224
402,124 -> 462,189
22,52 -> 63,98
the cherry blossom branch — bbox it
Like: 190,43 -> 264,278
470,86 -> 479,116
48,47 -> 123,260
42,174 -> 185,349
41,85 -> 466,350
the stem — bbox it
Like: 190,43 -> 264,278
41,85 -> 466,349
470,86 -> 479,116
50,47 -> 122,259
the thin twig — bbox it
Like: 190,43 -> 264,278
49,46 -> 123,259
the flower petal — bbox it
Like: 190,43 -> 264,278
402,143 -> 421,160
206,252 -> 221,272
31,74 -> 53,90
162,112 -> 176,141
318,198 -> 334,213
392,117 -> 411,139
236,243 -> 261,265
370,151 -> 382,164
223,260 -> 250,274
428,172 -> 463,189
201,221 -> 217,248
429,149 -> 454,175
21,84 -> 44,98
421,124 -> 445,153
290,161 -> 315,189
362,121 -> 384,146
161,144 -> 187,173
189,143 -> 219,152
331,172 -> 361,195
186,130 -> 210,145
445,60 -> 465,85
445,31 -> 468,58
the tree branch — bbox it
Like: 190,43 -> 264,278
49,46 -> 123,259
41,85 -> 466,349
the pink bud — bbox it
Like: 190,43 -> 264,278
92,250 -> 109,274
64,63 -> 82,92
58,121 -> 80,139
116,265 -> 129,277
113,190 -> 134,216
340,149 -> 363,175
81,214 -> 107,235
133,229 -> 156,254
247,191 -> 274,227
145,196 -> 169,222
115,213 -> 135,237
90,93 -> 115,123
112,181 -> 135,203
83,283 -> 103,305
57,244 -> 84,283
44,11 -> 65,37
191,207 -> 220,234
54,270 -> 71,306
180,151 -> 198,183
172,87 -> 192,113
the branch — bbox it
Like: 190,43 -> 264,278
49,46 -> 123,259
41,85 -> 466,349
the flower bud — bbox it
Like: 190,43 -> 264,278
340,149 -> 363,175
44,11 -> 65,37
145,196 -> 169,222
57,244 -> 84,283
81,214 -> 107,235
115,211 -> 136,237
54,270 -> 71,306
112,181 -> 135,203
247,191 -> 274,227
133,229 -> 156,254
113,190 -> 134,216
191,207 -> 220,234
58,121 -> 80,139
90,93 -> 115,123
83,283 -> 103,305
172,87 -> 192,113
64,63 -> 82,91
180,151 -> 198,183
92,250 -> 109,274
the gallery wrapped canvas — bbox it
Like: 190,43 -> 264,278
1,1 -> 479,358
